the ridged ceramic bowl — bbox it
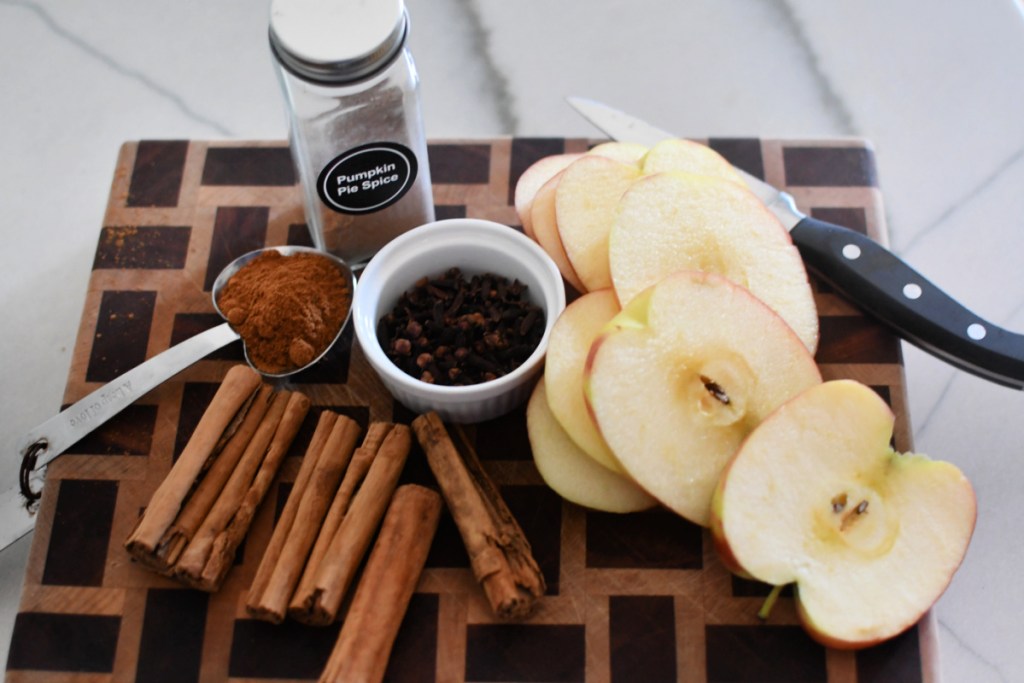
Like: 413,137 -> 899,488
352,218 -> 566,423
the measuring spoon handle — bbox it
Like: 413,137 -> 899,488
17,322 -> 240,481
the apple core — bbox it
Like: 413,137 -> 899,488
816,484 -> 898,558
689,355 -> 754,427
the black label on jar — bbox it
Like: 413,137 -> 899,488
316,142 -> 418,215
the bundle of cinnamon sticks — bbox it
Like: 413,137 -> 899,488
319,483 -> 441,683
122,367 -> 550,683
316,412 -> 546,683
246,417 -> 416,625
124,365 -> 310,591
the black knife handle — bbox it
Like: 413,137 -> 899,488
790,216 -> 1024,389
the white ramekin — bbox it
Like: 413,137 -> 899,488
352,218 -> 566,423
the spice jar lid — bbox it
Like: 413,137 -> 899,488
269,0 -> 407,84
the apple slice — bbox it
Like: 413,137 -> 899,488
710,380 -> 976,649
587,141 -> 648,166
555,155 -> 642,291
514,153 -> 582,239
544,289 -> 622,472
640,138 -> 745,184
609,171 -> 819,353
528,378 -> 657,513
530,173 -> 587,293
584,270 -> 821,527
513,145 -> 644,238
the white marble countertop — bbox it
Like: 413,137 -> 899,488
2,0 -> 1023,680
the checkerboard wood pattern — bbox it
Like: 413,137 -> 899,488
7,138 -> 938,682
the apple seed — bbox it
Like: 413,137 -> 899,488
839,499 -> 870,532
700,375 -> 731,405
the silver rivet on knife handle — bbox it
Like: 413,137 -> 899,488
565,95 -> 1024,389
790,216 -> 1024,389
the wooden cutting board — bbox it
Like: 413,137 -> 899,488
6,138 -> 939,683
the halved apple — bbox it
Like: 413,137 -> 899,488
640,138 -> 745,184
710,380 -> 976,649
528,378 -> 657,513
530,173 -> 587,293
583,271 -> 821,527
555,155 -> 641,291
544,289 -> 622,472
609,171 -> 819,353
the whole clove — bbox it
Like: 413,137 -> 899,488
377,268 -> 545,386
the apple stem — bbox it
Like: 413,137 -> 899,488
758,584 -> 785,621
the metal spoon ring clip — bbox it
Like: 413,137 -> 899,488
15,246 -> 356,507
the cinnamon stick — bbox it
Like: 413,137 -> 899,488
153,384 -> 277,570
197,391 -> 311,589
411,411 -> 545,619
290,423 -> 411,625
174,393 -> 309,589
126,364 -> 262,558
318,484 -> 442,683
246,410 -> 338,603
247,414 -> 362,623
289,422 -> 393,612
173,389 -> 294,582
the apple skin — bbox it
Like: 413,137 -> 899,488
544,289 -> 624,472
582,270 -> 821,527
514,146 -> 643,241
530,173 -> 588,293
608,171 -> 818,353
514,153 -> 582,238
554,155 -> 642,291
587,141 -> 649,166
710,379 -> 977,649
793,481 -> 975,649
527,377 -> 657,514
708,497 -> 753,580
640,138 -> 745,184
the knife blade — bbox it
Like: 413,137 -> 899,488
567,96 -> 1024,389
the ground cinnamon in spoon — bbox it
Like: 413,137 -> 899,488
217,251 -> 351,374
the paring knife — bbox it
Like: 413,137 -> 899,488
567,96 -> 1024,389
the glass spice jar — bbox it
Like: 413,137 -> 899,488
269,0 -> 435,267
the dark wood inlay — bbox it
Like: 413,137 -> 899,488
465,623 -> 585,682
127,140 -> 188,207
783,146 -> 877,187
428,143 -> 492,185
7,613 -> 120,673
136,589 -> 208,683
201,146 -> 296,186
587,508 -> 703,570
42,480 -> 119,587
94,226 -> 191,269
610,595 -> 677,683
85,290 -> 156,383
709,137 -> 766,179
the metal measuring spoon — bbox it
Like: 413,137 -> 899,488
212,246 -> 356,379
13,245 -> 356,513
